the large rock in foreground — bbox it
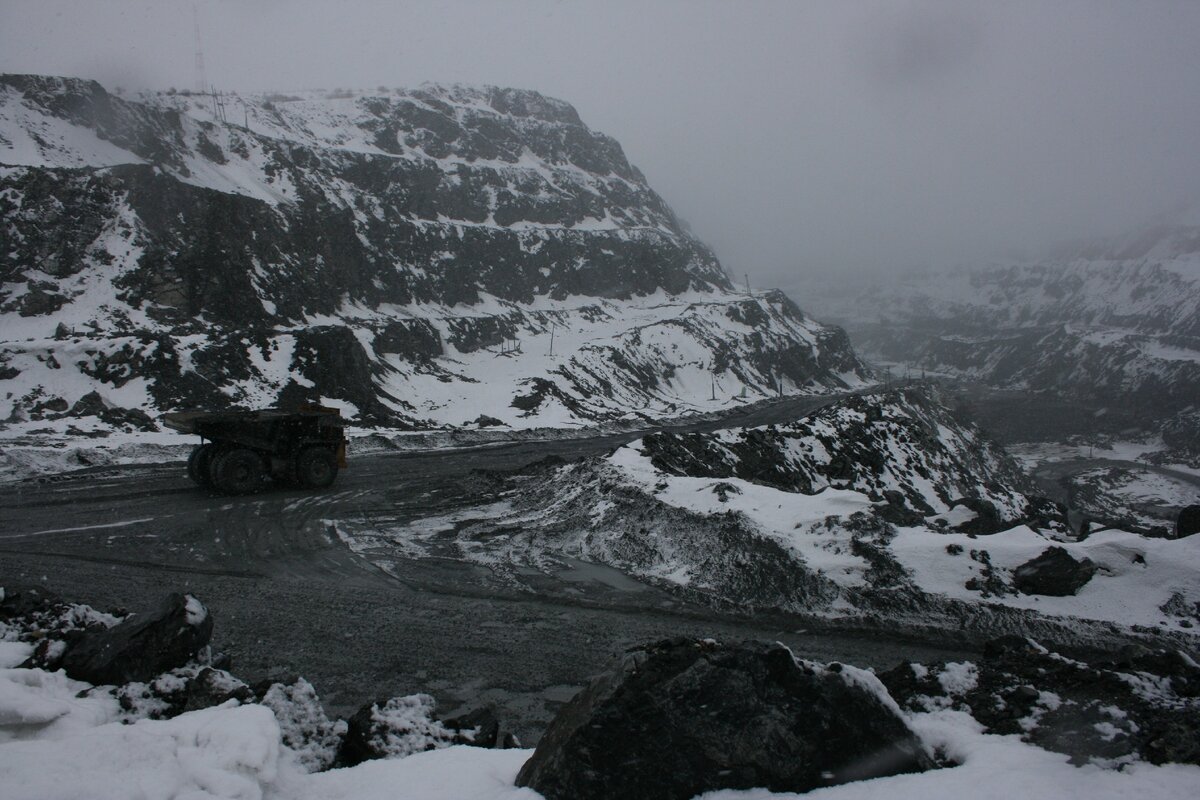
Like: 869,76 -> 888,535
60,593 -> 213,685
515,638 -> 932,800
1012,546 -> 1096,596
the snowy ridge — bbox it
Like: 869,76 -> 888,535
638,387 -> 1051,530
0,74 -> 868,432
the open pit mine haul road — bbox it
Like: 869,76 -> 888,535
0,393 -> 977,742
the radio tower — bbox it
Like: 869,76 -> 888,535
192,3 -> 208,94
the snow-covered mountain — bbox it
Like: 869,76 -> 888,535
817,214 -> 1200,439
0,74 -> 868,431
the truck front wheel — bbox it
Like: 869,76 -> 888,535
187,444 -> 216,488
296,447 -> 338,489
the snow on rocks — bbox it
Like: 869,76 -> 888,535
637,386 -> 1062,533
260,678 -> 347,773
339,693 -> 484,767
879,635 -> 1200,767
1,587 -> 530,797
2,607 -> 1200,799
828,212 -> 1200,440
1,702 -> 287,800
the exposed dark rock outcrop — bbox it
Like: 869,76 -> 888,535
1178,505 -> 1200,539
59,592 -> 213,685
515,638 -> 933,800
1012,546 -> 1097,596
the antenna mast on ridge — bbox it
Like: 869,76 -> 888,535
192,3 -> 207,94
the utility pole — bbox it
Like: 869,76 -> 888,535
710,372 -> 717,401
744,272 -> 752,295
548,322 -> 555,356
192,3 -> 207,95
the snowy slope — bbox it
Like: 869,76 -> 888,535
334,388 -> 1200,636
0,75 -> 868,433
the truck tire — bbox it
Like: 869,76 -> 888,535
211,448 -> 264,494
296,447 -> 338,489
187,444 -> 216,488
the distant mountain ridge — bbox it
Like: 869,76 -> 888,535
0,74 -> 868,430
821,212 -> 1200,437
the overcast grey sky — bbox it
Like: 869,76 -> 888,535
3,1 -> 1200,290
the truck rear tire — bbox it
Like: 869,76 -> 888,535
187,444 -> 216,488
296,447 -> 338,489
211,448 -> 264,494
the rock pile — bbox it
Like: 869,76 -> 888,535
879,635 -> 1200,766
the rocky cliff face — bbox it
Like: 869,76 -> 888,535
827,218 -> 1200,435
0,74 -> 868,431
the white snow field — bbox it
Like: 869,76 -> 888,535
2,653 -> 1198,800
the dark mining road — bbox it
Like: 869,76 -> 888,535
0,393 -> 973,743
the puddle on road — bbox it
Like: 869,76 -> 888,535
553,557 -> 651,592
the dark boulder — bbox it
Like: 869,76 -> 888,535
878,490 -> 926,525
16,284 -> 68,316
443,707 -> 519,750
68,390 -> 109,417
1178,506 -> 1200,539
1012,546 -> 1096,596
184,667 -> 254,712
515,638 -> 932,800
60,593 -> 213,685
